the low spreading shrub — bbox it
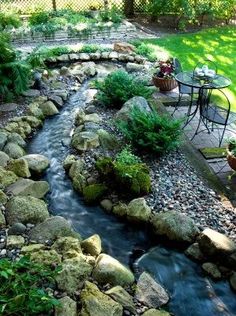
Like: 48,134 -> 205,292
98,5 -> 124,24
0,256 -> 60,315
131,41 -> 156,61
117,106 -> 182,155
0,13 -> 22,30
94,70 -> 152,108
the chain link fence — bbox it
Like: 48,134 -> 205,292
0,0 -> 147,14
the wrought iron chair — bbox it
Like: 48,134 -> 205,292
191,86 -> 236,147
172,58 -> 199,116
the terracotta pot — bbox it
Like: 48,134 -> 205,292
227,148 -> 236,171
152,75 -> 178,91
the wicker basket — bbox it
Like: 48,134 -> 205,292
152,75 -> 178,91
227,148 -> 236,171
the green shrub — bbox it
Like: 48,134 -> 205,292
83,183 -> 108,204
0,256 -> 60,315
98,5 -> 124,24
115,146 -> 141,165
94,70 -> 152,108
29,11 -> 49,25
132,41 -> 156,61
117,106 -> 182,155
0,13 -> 21,30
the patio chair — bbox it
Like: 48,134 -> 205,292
191,86 -> 236,147
172,58 -> 199,115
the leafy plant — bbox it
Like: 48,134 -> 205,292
116,146 -> 141,165
132,41 -> 155,61
94,70 -> 152,108
117,106 -> 182,155
98,5 -> 124,24
29,10 -> 49,26
228,138 -> 236,156
0,256 -> 60,315
0,13 -> 22,30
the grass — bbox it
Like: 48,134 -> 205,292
138,26 -> 236,112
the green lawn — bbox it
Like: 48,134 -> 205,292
140,26 -> 236,112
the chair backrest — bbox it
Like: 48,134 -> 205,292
193,59 -> 218,75
173,58 -> 183,74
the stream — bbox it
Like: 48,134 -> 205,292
27,67 -> 236,316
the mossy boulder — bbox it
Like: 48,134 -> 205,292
27,102 -> 45,120
0,131 -> 8,150
7,133 -> 26,148
80,281 -> 123,316
112,202 -> 128,217
22,154 -> 50,175
3,142 -> 25,159
97,129 -> 119,150
6,196 -> 49,225
142,309 -> 170,316
0,151 -> 10,167
83,184 -> 107,204
0,189 -> 7,205
39,101 -> 59,116
127,198 -> 151,223
69,160 -> 85,178
7,158 -> 31,178
0,166 -> 18,188
71,131 -> 100,152
92,254 -> 135,287
52,236 -> 82,256
55,296 -> 77,316
21,115 -> 42,129
105,286 -> 136,314
0,210 -> 6,228
6,179 -> 49,199
81,234 -> 102,257
30,249 -> 62,265
63,155 -> 77,171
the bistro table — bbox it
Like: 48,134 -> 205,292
175,71 -> 232,125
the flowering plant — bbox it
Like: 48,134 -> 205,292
155,58 -> 175,79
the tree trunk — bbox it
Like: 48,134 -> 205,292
52,0 -> 57,11
124,0 -> 134,17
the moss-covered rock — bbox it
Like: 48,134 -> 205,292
6,235 -> 25,248
71,131 -> 100,152
80,281 -> 123,316
22,154 -> 50,175
142,309 -> 170,316
6,179 -> 49,199
27,102 -> 45,120
63,155 -> 77,171
6,196 -> 49,225
55,296 -> 77,316
105,286 -> 136,314
7,158 -> 31,178
52,236 -> 82,256
127,198 -> 151,223
21,243 -> 45,254
7,133 -> 26,148
3,142 -> 25,159
112,202 -> 128,217
0,189 -> 7,205
81,234 -> 102,257
0,151 -> 10,167
30,249 -> 62,265
69,159 -> 85,179
39,101 -> 59,116
97,129 -> 119,150
0,210 -> 6,228
0,166 -> 18,188
83,184 -> 107,204
0,131 -> 8,150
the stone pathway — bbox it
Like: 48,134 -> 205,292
153,90 -> 236,204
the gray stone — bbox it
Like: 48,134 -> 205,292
80,281 -> 123,316
135,272 -> 169,308
126,62 -> 145,72
151,211 -> 199,243
97,129 -> 119,150
29,216 -> 79,243
71,131 -> 100,152
6,196 -> 49,225
0,132 -> 8,150
0,151 -> 10,167
27,102 -> 45,120
22,154 -> 50,174
8,222 -> 27,235
230,272 -> 236,291
185,243 -> 205,261
105,286 -> 136,314
3,142 -> 25,159
55,296 -> 77,316
202,262 -> 222,279
6,179 -> 49,199
7,133 -> 26,148
93,253 -> 135,286
49,95 -> 64,108
39,101 -> 59,116
84,113 -> 101,123
127,198 -> 151,223
0,190 -> 7,204
100,199 -> 113,212
0,103 -> 17,112
81,62 -> 97,77
22,89 -> 40,97
81,234 -> 102,257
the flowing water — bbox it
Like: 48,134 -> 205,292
27,67 -> 236,316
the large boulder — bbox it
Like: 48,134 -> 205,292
30,249 -> 62,265
29,216 -> 79,243
55,296 -> 77,316
81,234 -> 102,257
7,158 -> 31,178
5,196 -> 49,225
7,132 -> 26,148
202,262 -> 222,280
22,154 -> 50,174
105,286 -> 136,314
0,166 -> 18,188
114,42 -> 135,53
135,272 -> 169,308
92,254 -> 135,286
0,151 -> 10,167
198,228 -> 236,258
3,142 -> 25,159
115,96 -> 152,122
6,179 -> 49,198
27,102 -> 45,120
97,129 -> 119,150
0,190 -> 7,205
71,131 -> 100,152
39,101 -> 59,116
63,155 -> 77,171
69,159 -> 85,179
83,184 -> 107,204
0,132 -> 8,150
80,281 -> 123,316
52,237 -> 82,256
151,211 -> 199,243
127,198 -> 151,223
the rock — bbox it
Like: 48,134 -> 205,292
100,199 -> 113,212
185,243 -> 205,261
0,132 -> 8,150
97,129 -> 119,150
52,236 -> 82,256
151,211 -> 199,243
55,296 -> 77,316
93,253 -> 135,286
83,184 -> 107,204
29,216 -> 79,243
39,101 -> 59,116
51,90 -> 68,101
27,102 -> 45,120
6,235 -> 25,248
6,179 -> 49,198
57,54 -> 69,62
114,42 -> 135,53
105,286 -> 136,314
115,96 -> 151,122
71,131 -> 100,152
7,133 -> 26,148
75,109 -> 86,126
49,95 -> 64,108
3,142 -> 25,159
202,262 -> 222,279
80,281 -> 123,316
142,309 -> 170,316
30,249 -> 62,265
0,166 -> 18,188
0,151 -> 10,167
60,66 -> 70,76
0,189 -> 7,205
84,113 -> 101,123
22,154 -> 50,174
126,62 -> 145,72
21,243 -> 45,254
79,53 -> 90,61
80,62 -> 97,77
22,89 -> 40,97
8,222 -> 27,235
135,272 -> 169,308
6,196 -> 49,225
63,155 -> 77,171
230,272 -> 236,291
81,234 -> 102,257
0,210 -> 6,228
84,122 -> 100,131
21,116 -> 42,129
198,228 -> 236,258
109,51 -> 119,59
85,105 -> 96,114
127,198 -> 151,223
69,160 -> 84,178
7,158 -> 31,178
112,202 -> 128,217
56,257 -> 93,295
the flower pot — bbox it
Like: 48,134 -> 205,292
152,75 -> 178,91
227,148 -> 236,170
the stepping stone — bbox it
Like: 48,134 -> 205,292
0,103 -> 18,112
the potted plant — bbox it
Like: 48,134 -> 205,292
152,58 -> 178,91
227,138 -> 236,170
